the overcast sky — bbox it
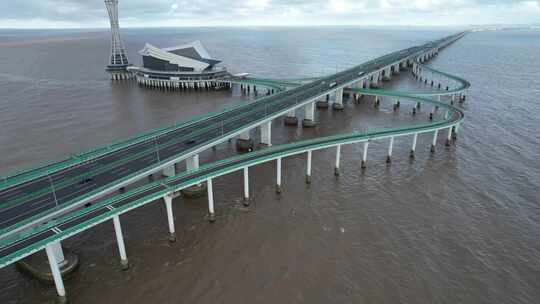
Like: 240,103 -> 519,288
1,0 -> 539,28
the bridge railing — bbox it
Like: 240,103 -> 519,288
0,90 -> 465,267
0,33 -> 464,237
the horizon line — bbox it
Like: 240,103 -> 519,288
0,23 -> 538,30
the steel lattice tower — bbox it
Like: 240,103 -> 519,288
105,0 -> 130,80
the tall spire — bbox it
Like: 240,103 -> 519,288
105,0 -> 131,80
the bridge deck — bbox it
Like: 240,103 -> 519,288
0,34 -> 465,246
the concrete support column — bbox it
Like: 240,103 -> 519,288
239,130 -> 251,140
303,102 -> 316,128
393,99 -> 400,111
453,123 -> 460,140
431,130 -> 439,153
162,165 -> 176,177
306,150 -> 312,184
237,129 -> 253,151
243,167 -> 250,206
446,127 -> 453,146
112,215 -> 129,270
260,121 -> 272,146
276,158 -> 282,193
334,145 -> 341,176
411,133 -> 418,159
316,96 -> 329,109
361,141 -> 369,169
45,243 -> 67,303
333,88 -> 344,110
182,154 -> 207,198
387,137 -> 394,163
186,154 -> 199,171
374,96 -> 380,108
207,178 -> 215,222
384,67 -> 392,81
49,242 -> 67,267
284,109 -> 298,126
163,195 -> 176,242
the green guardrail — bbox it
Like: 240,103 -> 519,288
0,33 -> 467,240
0,88 -> 465,267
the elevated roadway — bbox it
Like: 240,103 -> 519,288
0,33 -> 469,295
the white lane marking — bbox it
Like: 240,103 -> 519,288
0,201 -> 56,227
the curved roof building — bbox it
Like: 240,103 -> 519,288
130,40 -> 229,89
139,41 -> 222,73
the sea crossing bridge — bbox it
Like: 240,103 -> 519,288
0,32 -> 469,302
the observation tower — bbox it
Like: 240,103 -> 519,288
105,0 -> 131,80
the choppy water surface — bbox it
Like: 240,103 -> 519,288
0,27 -> 539,304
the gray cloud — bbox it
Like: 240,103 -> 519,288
1,0 -> 539,27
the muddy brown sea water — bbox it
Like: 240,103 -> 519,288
0,28 -> 539,303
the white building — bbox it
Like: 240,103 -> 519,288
129,41 -> 229,89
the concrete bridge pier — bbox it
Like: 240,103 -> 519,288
410,133 -> 418,159
316,96 -> 329,109
112,215 -> 129,270
333,88 -> 345,110
431,130 -> 439,153
260,121 -> 272,146
207,178 -> 215,222
303,102 -> 317,128
181,155 -> 207,198
361,141 -> 369,169
284,109 -> 298,126
162,165 -> 176,177
393,99 -> 400,111
276,158 -> 282,193
383,68 -> 392,81
45,243 -> 68,304
17,240 -> 78,288
386,137 -> 394,163
243,167 -> 250,206
374,96 -> 380,108
372,73 -> 379,87
453,124 -> 460,140
163,195 -> 176,242
305,150 -> 312,184
236,130 -> 254,151
334,145 -> 341,176
446,127 -> 453,146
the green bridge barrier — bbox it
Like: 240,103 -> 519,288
0,32 -> 469,268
